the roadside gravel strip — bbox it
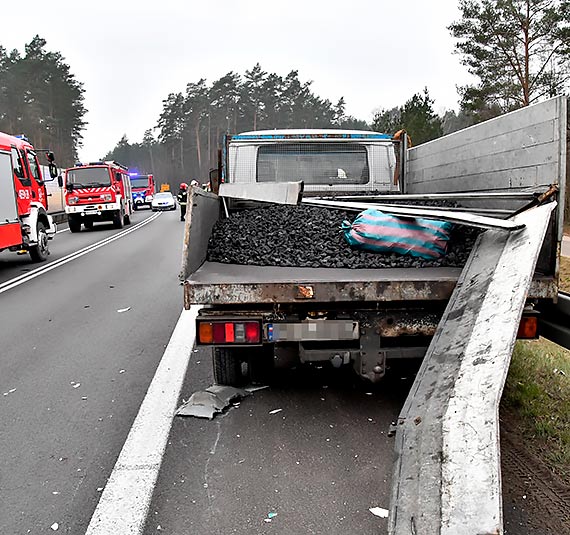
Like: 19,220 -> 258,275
0,212 -> 161,295
85,307 -> 200,535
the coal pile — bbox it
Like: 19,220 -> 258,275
207,204 -> 479,269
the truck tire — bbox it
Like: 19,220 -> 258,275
213,348 -> 243,386
113,209 -> 124,229
29,221 -> 49,262
68,216 -> 81,233
83,219 -> 93,230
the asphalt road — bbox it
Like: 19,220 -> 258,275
1,208 -> 562,534
144,360 -> 408,535
0,209 -> 185,534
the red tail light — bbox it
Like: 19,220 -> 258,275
245,322 -> 260,343
197,320 -> 262,345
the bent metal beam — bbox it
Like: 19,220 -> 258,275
388,202 -> 555,535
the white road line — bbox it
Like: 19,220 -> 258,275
0,213 -> 161,295
56,227 -> 70,234
86,306 -> 200,535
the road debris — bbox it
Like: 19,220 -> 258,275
269,408 -> 283,415
3,388 -> 17,396
70,382 -> 81,389
176,385 -> 251,419
369,507 -> 389,518
263,512 -> 278,523
244,385 -> 270,392
119,369 -> 126,374
387,422 -> 397,437
50,523 -> 59,531
117,307 -> 131,313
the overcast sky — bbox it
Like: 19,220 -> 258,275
4,0 -> 472,160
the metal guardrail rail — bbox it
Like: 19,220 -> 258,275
388,203 -> 555,535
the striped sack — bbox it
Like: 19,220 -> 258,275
343,209 -> 453,260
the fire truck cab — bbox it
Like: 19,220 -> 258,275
0,132 -> 58,262
64,161 -> 133,232
129,173 -> 155,210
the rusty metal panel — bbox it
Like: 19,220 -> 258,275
185,262 -> 556,305
388,203 -> 555,535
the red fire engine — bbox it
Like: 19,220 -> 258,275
130,173 -> 155,210
0,132 -> 58,262
64,161 -> 133,232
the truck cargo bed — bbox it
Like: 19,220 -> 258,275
184,261 -> 555,305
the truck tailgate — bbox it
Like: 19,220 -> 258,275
184,261 -> 555,306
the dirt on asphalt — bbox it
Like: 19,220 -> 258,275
501,408 -> 570,535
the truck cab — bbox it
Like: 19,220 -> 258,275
64,161 -> 133,232
226,129 -> 398,194
0,132 -> 58,262
129,173 -> 155,210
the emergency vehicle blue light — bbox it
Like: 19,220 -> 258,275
15,134 -> 29,141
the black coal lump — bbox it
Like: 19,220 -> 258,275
207,204 -> 479,269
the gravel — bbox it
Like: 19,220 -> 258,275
207,204 -> 480,269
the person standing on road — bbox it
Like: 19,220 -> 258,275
177,182 -> 188,221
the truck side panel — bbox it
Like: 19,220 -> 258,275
406,96 -> 567,278
180,187 -> 220,285
406,96 -> 567,201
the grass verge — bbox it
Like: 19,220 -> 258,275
503,338 -> 570,478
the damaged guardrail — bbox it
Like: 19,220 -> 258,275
388,203 -> 555,535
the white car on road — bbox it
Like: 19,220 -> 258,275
151,192 -> 176,211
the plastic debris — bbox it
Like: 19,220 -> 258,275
269,408 -> 282,415
3,388 -> 17,396
387,422 -> 398,437
50,523 -> 59,531
119,369 -> 126,374
117,307 -> 131,313
176,386 -> 251,419
70,382 -> 81,389
369,507 -> 389,518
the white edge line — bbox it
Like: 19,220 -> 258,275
86,306 -> 200,535
0,213 -> 160,295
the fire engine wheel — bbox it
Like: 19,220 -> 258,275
213,347 -> 244,386
113,210 -> 124,229
29,221 -> 49,262
83,220 -> 93,230
68,217 -> 81,233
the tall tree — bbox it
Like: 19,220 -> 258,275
372,89 -> 442,144
0,36 -> 86,164
449,0 -> 570,113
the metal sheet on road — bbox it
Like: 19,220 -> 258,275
0,210 -> 185,534
143,351 -> 411,535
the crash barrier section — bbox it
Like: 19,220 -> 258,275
388,203 -> 555,535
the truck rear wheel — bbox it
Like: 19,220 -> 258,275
68,217 -> 81,233
83,219 -> 93,230
113,210 -> 124,229
213,348 -> 244,386
29,221 -> 49,262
